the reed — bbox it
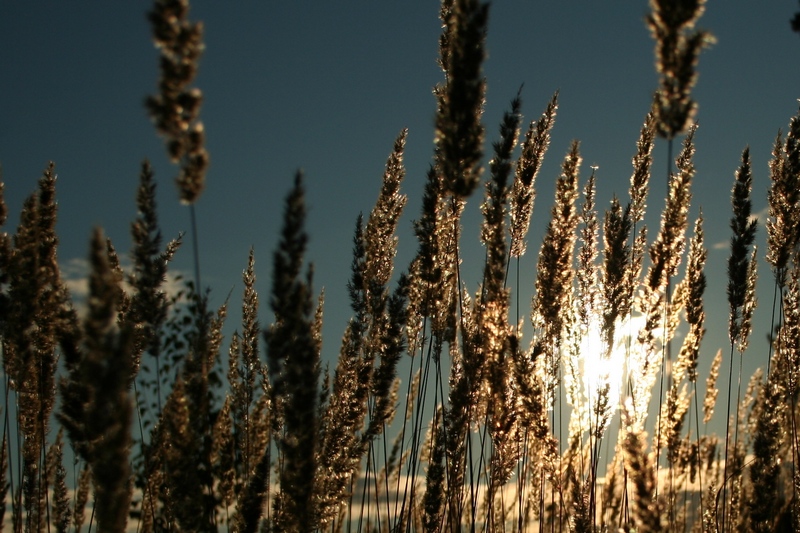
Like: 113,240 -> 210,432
2,1 -> 800,532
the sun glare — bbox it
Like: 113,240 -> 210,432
579,313 -> 646,417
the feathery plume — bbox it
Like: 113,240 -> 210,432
128,160 -> 182,378
703,349 -> 722,424
481,96 -> 521,502
748,374 -> 783,532
625,113 -> 656,316
727,147 -> 758,345
234,445 -> 272,533
72,464 -> 91,533
422,407 -> 446,532
434,0 -> 488,199
510,92 -> 558,258
315,218 -> 370,527
146,0 -> 209,203
647,124 -> 696,293
364,278 -> 408,442
576,170 -> 599,331
2,164 -> 73,531
766,107 -> 800,286
212,395 -> 236,513
364,129 -> 408,293
647,0 -> 714,138
601,196 -> 633,344
51,434 -> 71,533
680,214 -> 707,383
623,411 -> 664,532
266,172 -> 319,531
531,140 -> 582,357
629,111 -> 657,224
60,228 -> 134,533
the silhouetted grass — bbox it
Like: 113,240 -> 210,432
2,1 -> 800,532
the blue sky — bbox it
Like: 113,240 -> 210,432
2,1 -> 800,437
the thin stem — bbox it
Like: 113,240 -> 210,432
693,379 -> 704,530
655,135 -> 674,499
190,204 -> 202,295
720,343 -> 736,533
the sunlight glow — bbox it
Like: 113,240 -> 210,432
580,313 -> 647,417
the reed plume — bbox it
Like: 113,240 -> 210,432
146,0 -> 209,204
315,131 -> 408,528
623,413 -> 664,532
748,370 -> 784,532
531,140 -> 581,362
480,95 -> 520,519
59,227 -> 134,533
727,148 -> 758,348
3,2 -> 800,532
435,0 -> 488,200
647,124 -> 696,293
647,0 -> 713,139
2,164 -> 73,532
128,160 -> 182,379
266,172 -> 319,532
50,432 -> 71,533
509,92 -> 558,258
766,121 -> 800,288
719,147 -> 759,531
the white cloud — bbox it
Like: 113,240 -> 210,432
60,257 -> 189,317
711,206 -> 769,250
750,205 -> 769,226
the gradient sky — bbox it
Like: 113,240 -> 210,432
2,1 -> 800,437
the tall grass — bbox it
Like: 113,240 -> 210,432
1,0 -> 800,532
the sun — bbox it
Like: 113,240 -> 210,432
579,312 -> 647,422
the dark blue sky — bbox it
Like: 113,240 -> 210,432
2,1 -> 799,429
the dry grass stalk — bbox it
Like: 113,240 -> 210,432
435,0 -> 488,200
128,160 -> 182,384
647,124 -> 696,294
479,96 -> 521,522
6,2 -> 800,532
703,349 -> 722,425
679,215 -> 707,385
747,370 -> 784,532
766,108 -> 800,287
727,147 -> 758,347
509,92 -> 558,258
266,173 -> 319,532
721,147 -> 759,532
647,0 -> 713,139
60,227 -> 135,533
1,164 -> 75,532
146,0 -> 209,204
46,434 -> 69,533
531,140 -> 581,377
628,127 -> 696,434
622,412 -> 664,532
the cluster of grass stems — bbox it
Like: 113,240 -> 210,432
2,0 -> 800,531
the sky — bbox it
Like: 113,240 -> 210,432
2,1 -> 800,440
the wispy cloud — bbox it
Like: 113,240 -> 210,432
712,206 -> 768,250
61,257 -> 188,316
